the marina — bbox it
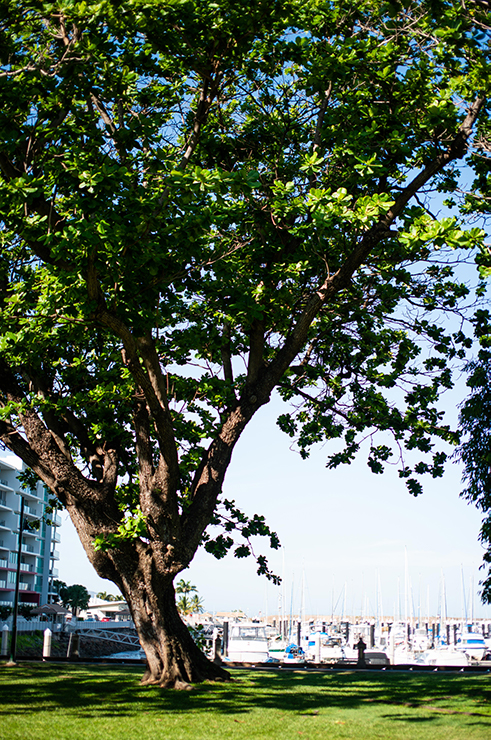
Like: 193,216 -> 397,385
99,613 -> 491,668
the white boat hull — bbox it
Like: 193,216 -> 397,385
419,648 -> 470,667
226,648 -> 269,663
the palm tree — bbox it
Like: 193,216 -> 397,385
190,594 -> 204,614
176,581 -> 204,615
177,594 -> 193,616
96,591 -> 123,601
175,579 -> 197,596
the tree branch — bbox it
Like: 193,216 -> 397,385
0,360 -> 104,506
90,92 -> 116,134
386,96 -> 486,223
313,83 -> 332,153
87,260 -> 180,498
132,392 -> 155,492
136,333 -> 181,497
220,321 -> 234,385
247,316 -> 265,385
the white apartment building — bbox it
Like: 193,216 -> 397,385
0,458 -> 61,609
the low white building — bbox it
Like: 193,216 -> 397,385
82,597 -> 132,622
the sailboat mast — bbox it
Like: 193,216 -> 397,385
470,574 -> 474,628
404,547 -> 409,639
441,570 -> 447,644
461,565 -> 468,633
379,572 -> 384,627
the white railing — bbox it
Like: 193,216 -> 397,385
0,581 -> 6,589
0,619 -> 65,632
0,618 -> 136,632
24,506 -> 38,516
23,489 -> 40,499
0,560 -> 7,569
19,583 -> 29,591
21,529 -> 36,538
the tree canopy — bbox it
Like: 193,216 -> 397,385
0,0 -> 490,685
459,309 -> 491,602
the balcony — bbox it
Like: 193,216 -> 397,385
24,505 -> 38,517
21,544 -> 35,554
52,513 -> 62,526
0,581 -> 6,589
19,582 -> 29,591
0,521 -> 9,530
52,532 -> 61,544
50,568 -> 59,578
0,559 -> 7,569
20,563 -> 34,573
50,550 -> 60,560
19,488 -> 41,502
21,529 -> 37,539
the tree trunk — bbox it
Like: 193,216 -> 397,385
67,506 -> 231,689
123,575 -> 230,689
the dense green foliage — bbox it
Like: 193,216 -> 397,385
0,603 -> 34,620
0,1 -> 490,676
53,581 -> 90,614
459,324 -> 491,601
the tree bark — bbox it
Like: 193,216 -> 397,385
129,581 -> 230,689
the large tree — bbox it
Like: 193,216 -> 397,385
0,0 -> 489,686
60,583 -> 90,615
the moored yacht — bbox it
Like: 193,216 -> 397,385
418,647 -> 470,667
225,622 -> 269,663
455,631 -> 487,661
282,643 -> 306,665
306,632 -> 348,663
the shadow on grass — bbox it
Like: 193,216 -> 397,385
0,664 -> 490,725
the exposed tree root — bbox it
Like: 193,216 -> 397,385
140,659 -> 231,689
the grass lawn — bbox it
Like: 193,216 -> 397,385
0,663 -> 490,740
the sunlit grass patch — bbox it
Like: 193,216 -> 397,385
0,664 -> 489,740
